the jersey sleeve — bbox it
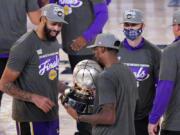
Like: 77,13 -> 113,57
7,42 -> 31,72
153,47 -> 161,83
159,47 -> 177,81
82,0 -> 108,43
97,73 -> 116,105
26,0 -> 40,12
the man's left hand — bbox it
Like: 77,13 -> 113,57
70,36 -> 87,51
64,104 -> 78,120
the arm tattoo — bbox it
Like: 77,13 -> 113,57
3,83 -> 33,102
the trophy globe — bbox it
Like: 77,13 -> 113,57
62,59 -> 102,114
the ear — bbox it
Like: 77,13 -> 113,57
40,16 -> 47,25
142,23 -> 145,29
177,25 -> 180,31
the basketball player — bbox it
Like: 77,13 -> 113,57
65,33 -> 138,135
0,4 -> 67,135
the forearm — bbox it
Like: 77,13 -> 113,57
83,3 -> 108,43
79,104 -> 116,125
2,82 -> 33,102
79,112 -> 113,125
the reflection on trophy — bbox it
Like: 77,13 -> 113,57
61,60 -> 102,114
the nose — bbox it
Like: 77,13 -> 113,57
54,24 -> 62,31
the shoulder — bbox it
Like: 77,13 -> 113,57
11,31 -> 35,52
163,41 -> 180,55
102,63 -> 127,76
25,0 -> 40,12
144,39 -> 161,53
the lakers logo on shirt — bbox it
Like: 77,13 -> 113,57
64,5 -> 70,15
58,0 -> 83,15
49,69 -> 57,80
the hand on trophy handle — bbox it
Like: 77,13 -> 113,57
59,87 -> 73,105
58,80 -> 70,93
64,103 -> 79,121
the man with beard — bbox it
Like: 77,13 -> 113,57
0,4 -> 67,135
118,9 -> 161,135
65,33 -> 138,135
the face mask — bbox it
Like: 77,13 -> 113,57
123,28 -> 143,41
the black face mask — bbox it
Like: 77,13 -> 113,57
44,23 -> 60,41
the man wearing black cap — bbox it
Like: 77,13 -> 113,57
0,4 -> 67,135
65,33 -> 138,135
148,10 -> 180,135
118,9 -> 161,135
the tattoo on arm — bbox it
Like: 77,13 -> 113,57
3,82 -> 33,102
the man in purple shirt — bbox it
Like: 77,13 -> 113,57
148,10 -> 180,135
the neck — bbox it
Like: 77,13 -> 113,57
35,27 -> 46,40
104,54 -> 119,68
126,36 -> 142,47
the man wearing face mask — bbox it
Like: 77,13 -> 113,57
118,9 -> 161,135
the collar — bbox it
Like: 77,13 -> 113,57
123,38 -> 145,50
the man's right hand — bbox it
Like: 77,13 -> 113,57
32,94 -> 55,113
148,123 -> 159,135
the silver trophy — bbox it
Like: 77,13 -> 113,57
61,60 -> 102,114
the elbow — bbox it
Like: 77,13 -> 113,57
107,114 -> 116,125
104,112 -> 116,125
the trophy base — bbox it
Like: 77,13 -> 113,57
61,88 -> 94,114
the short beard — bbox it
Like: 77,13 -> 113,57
44,23 -> 59,41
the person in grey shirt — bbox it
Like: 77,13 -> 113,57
50,0 -> 109,134
118,9 -> 161,135
0,0 -> 41,106
65,33 -> 138,135
0,4 -> 67,135
148,10 -> 180,135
